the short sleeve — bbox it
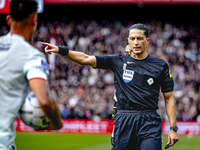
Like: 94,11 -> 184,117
95,55 -> 119,71
23,52 -> 49,81
160,62 -> 174,93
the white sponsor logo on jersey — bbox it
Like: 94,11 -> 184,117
123,70 -> 134,83
147,78 -> 154,85
127,61 -> 135,64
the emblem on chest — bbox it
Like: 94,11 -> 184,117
123,70 -> 134,83
147,78 -> 154,85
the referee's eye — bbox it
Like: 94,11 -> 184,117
137,37 -> 143,40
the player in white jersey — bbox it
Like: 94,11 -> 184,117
0,1 -> 63,150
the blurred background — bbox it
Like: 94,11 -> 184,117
1,0 -> 200,149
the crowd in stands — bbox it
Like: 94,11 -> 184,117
1,19 -> 200,121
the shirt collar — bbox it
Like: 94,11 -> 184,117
7,32 -> 25,41
131,53 -> 149,61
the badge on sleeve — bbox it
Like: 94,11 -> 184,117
123,70 -> 134,83
41,59 -> 48,72
169,69 -> 172,78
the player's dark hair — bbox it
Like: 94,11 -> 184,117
10,0 -> 37,21
128,23 -> 149,38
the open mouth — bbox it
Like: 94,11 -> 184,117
134,47 -> 140,50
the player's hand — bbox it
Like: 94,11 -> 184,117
37,122 -> 62,130
167,130 -> 179,147
44,122 -> 59,130
41,42 -> 59,55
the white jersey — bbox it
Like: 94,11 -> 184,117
0,33 -> 49,150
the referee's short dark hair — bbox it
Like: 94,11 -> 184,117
10,0 -> 37,21
128,23 -> 150,38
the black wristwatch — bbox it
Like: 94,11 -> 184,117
170,126 -> 178,132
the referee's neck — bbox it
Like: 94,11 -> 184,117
131,52 -> 148,60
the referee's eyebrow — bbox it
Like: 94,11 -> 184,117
138,37 -> 144,40
129,36 -> 144,40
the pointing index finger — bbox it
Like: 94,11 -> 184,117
41,42 -> 50,46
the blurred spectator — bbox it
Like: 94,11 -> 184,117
1,18 -> 200,121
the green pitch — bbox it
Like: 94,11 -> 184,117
16,132 -> 200,150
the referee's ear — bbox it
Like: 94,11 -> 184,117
147,38 -> 150,44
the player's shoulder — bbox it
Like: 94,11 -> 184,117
0,34 -> 13,47
1,33 -> 45,57
27,44 -> 44,57
20,40 -> 45,60
23,44 -> 48,74
1,33 -> 26,47
0,34 -> 7,39
19,39 -> 47,71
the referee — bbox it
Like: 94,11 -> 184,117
42,23 -> 179,150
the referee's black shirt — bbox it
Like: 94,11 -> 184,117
95,54 -> 174,110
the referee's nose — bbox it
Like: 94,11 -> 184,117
134,39 -> 139,46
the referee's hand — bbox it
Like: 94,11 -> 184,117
41,42 -> 59,55
167,130 -> 179,147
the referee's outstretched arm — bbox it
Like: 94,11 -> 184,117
41,42 -> 97,68
163,91 -> 179,147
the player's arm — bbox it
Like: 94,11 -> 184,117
29,79 -> 63,130
41,42 -> 97,67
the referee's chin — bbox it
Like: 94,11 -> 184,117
132,50 -> 142,54
132,50 -> 147,57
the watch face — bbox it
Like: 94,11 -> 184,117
171,126 -> 178,131
174,126 -> 178,131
